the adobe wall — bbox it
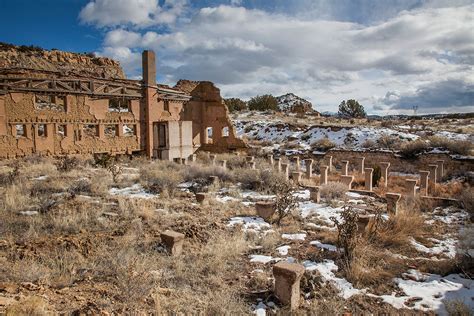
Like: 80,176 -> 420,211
309,150 -> 473,175
182,81 -> 246,153
0,91 -> 141,158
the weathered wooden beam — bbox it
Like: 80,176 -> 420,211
56,80 -> 74,91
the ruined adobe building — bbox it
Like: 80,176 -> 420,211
0,45 -> 245,159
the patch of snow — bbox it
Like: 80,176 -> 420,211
409,237 -> 457,259
276,245 -> 291,256
19,210 -> 39,216
299,201 -> 342,225
108,184 -> 155,199
32,175 -> 48,181
249,255 -> 278,264
310,240 -> 338,252
227,216 -> 272,233
303,259 -> 363,299
378,270 -> 474,314
282,233 -> 306,240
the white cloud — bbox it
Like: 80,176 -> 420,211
94,3 -> 474,114
79,0 -> 186,28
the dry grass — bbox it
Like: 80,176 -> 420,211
343,241 -> 403,293
140,160 -> 184,197
320,182 -> 348,206
375,209 -> 427,249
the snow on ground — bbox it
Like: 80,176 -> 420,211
299,201 -> 342,224
220,182 -> 470,314
425,207 -> 469,225
227,216 -> 272,234
282,233 -> 306,240
310,240 -> 338,252
276,245 -> 291,256
108,184 -> 155,199
303,259 -> 363,299
377,270 -> 474,315
409,237 -> 457,259
235,121 -> 420,150
249,255 -> 278,264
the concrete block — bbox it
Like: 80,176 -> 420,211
274,158 -> 281,172
419,171 -> 429,196
357,157 -> 365,174
293,156 -> 300,172
308,185 -> 320,203
268,154 -> 274,166
160,230 -> 184,256
304,159 -> 313,179
219,160 -> 227,169
327,155 -> 333,172
195,192 -> 209,204
292,171 -> 302,184
364,168 -> 373,191
357,214 -> 371,235
341,160 -> 349,176
281,163 -> 289,180
340,175 -> 354,189
210,155 -> 216,165
386,193 -> 401,214
428,164 -> 438,194
256,201 -> 276,221
406,179 -> 417,197
320,165 -> 328,185
436,160 -> 444,178
380,162 -> 390,188
273,262 -> 305,310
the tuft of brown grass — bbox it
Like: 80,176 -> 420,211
375,209 -> 427,250
5,296 -> 53,315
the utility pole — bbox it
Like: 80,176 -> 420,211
412,105 -> 418,116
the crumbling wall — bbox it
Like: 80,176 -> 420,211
0,91 -> 141,158
179,80 -> 246,153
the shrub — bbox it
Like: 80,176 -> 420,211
399,140 -> 429,159
55,156 -> 80,172
311,138 -> 336,152
320,182 -> 348,203
362,139 -> 376,149
377,135 -> 402,150
224,98 -> 247,112
271,181 -> 298,225
247,94 -> 279,111
459,188 -> 474,220
184,164 -> 232,183
428,136 -> 473,156
94,153 -> 114,168
331,205 -> 359,262
140,161 -> 184,197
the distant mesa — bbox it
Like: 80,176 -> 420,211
0,42 -> 125,80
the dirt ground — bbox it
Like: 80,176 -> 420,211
0,154 -> 472,315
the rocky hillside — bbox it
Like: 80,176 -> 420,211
0,42 -> 125,79
276,93 -> 315,113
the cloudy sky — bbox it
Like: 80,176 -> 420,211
0,0 -> 473,114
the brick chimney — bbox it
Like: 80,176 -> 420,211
142,50 -> 156,86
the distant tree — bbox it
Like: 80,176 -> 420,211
338,99 -> 366,118
248,94 -> 279,111
224,98 -> 247,112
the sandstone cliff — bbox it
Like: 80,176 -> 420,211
0,42 -> 125,79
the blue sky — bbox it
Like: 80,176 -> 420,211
0,0 -> 473,114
